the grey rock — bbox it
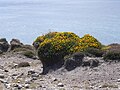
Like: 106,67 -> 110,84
117,79 -> 120,82
0,78 -> 7,83
31,73 -> 39,77
5,83 -> 11,89
82,57 -> 99,67
0,65 -> 4,70
24,84 -> 30,88
57,83 -> 64,87
18,84 -> 23,89
64,52 -> 84,71
12,63 -> 18,69
13,83 -> 22,89
25,78 -> 32,84
12,73 -> 18,76
32,77 -> 38,80
0,74 -> 5,78
17,73 -> 24,78
8,39 -> 23,51
4,69 -> 9,72
52,77 -> 57,82
28,69 -> 36,75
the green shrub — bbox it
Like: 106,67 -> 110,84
23,51 -> 35,58
84,47 -> 104,57
103,50 -> 120,61
36,32 -> 81,66
33,32 -> 102,73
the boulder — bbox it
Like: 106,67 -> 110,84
8,39 -> 23,51
82,57 -> 99,67
64,52 -> 84,71
0,38 -> 9,53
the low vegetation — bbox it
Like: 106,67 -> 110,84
84,47 -> 104,57
12,46 -> 36,59
103,44 -> 120,61
103,50 -> 120,61
23,51 -> 35,58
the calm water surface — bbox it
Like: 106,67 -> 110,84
0,0 -> 120,44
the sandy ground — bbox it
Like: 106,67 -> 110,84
0,52 -> 120,90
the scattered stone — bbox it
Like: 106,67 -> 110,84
32,77 -> 38,80
5,83 -> 11,89
17,73 -> 24,78
28,69 -> 36,75
41,85 -> 46,88
24,84 -> 30,88
12,63 -> 18,69
57,83 -> 64,87
0,79 -> 7,83
13,83 -> 22,89
17,84 -> 23,89
12,73 -> 18,76
52,77 -> 57,82
25,78 -> 32,84
117,79 -> 120,82
0,74 -> 5,79
17,80 -> 21,83
0,65 -> 4,70
4,69 -> 9,72
39,79 -> 44,81
31,73 -> 39,78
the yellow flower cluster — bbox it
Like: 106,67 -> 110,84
34,32 -> 102,61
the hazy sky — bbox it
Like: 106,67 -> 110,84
0,0 -> 120,44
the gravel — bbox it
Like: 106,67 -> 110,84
0,52 -> 120,90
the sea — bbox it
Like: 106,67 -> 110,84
0,0 -> 120,45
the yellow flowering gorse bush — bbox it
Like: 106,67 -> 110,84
33,32 -> 102,64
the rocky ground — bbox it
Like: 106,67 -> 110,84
0,52 -> 120,90
0,38 -> 120,90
